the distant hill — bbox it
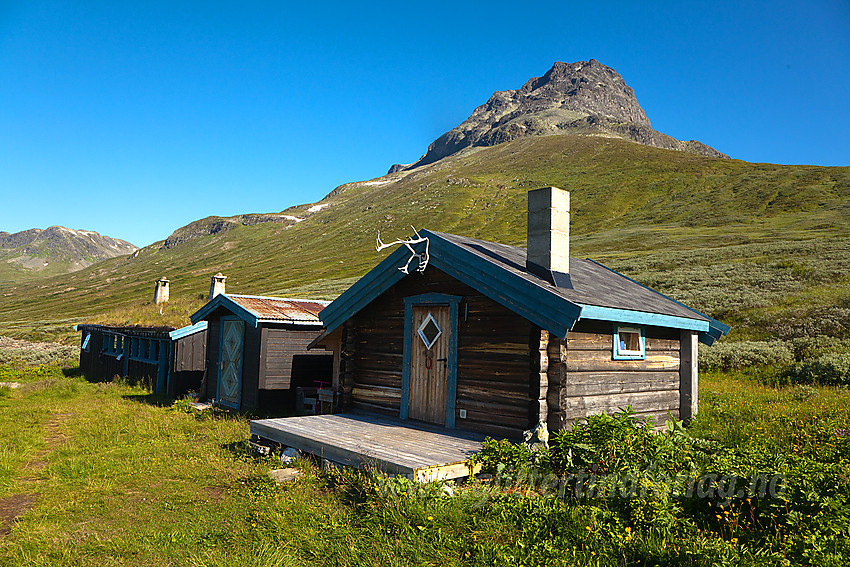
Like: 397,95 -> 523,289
0,134 -> 847,344
0,226 -> 136,281
389,59 -> 728,172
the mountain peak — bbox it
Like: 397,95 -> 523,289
391,60 -> 726,172
0,226 -> 137,278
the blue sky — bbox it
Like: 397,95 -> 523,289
1,1 -> 848,247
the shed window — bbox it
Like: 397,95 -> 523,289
81,333 -> 90,352
417,313 -> 442,350
613,326 -> 645,360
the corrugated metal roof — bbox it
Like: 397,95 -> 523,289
225,295 -> 329,324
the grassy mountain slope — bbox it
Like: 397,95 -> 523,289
0,134 -> 848,343
0,226 -> 137,282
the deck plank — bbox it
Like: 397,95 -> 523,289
250,413 -> 485,479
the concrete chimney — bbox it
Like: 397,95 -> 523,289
526,186 -> 571,287
153,277 -> 170,304
209,272 -> 226,300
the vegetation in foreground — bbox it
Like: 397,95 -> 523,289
0,348 -> 848,566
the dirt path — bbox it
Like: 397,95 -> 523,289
0,412 -> 73,537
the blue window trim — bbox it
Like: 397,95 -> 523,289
217,316 -> 244,410
613,325 -> 645,360
400,293 -> 461,428
102,333 -> 120,356
128,338 -> 161,364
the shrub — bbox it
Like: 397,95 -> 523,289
0,344 -> 78,366
783,354 -> 850,386
468,437 -> 550,484
789,336 -> 850,361
699,340 -> 793,371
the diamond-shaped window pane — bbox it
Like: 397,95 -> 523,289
417,313 -> 442,350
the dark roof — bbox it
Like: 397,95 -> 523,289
319,229 -> 729,345
432,231 -> 710,322
191,294 -> 329,327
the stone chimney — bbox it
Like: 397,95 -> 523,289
153,277 -> 170,304
209,272 -> 226,300
526,186 -> 571,287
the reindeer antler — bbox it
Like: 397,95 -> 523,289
375,227 -> 430,274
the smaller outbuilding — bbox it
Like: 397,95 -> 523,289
76,322 -> 208,397
190,294 -> 333,411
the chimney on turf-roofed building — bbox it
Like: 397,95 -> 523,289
209,273 -> 226,300
526,186 -> 571,287
153,277 -> 170,304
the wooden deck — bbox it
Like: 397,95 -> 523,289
250,413 -> 485,482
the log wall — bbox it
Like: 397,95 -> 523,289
348,267 -> 534,439
547,319 -> 682,429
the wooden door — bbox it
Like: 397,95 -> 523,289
219,319 -> 244,408
409,305 -> 449,425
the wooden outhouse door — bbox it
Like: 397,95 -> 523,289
409,305 -> 450,425
218,319 -> 244,408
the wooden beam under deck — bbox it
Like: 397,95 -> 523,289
250,413 -> 484,482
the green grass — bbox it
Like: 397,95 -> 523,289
0,134 -> 848,343
1,355 -> 849,565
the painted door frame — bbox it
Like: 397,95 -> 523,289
400,293 -> 461,428
217,315 -> 245,410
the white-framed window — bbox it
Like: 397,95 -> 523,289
417,312 -> 443,350
613,326 -> 645,360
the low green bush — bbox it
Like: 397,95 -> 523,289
699,340 -> 794,371
783,353 -> 850,386
0,344 -> 77,365
789,336 -> 850,361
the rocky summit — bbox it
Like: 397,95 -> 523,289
390,59 -> 727,172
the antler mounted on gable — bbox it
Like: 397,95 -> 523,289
376,227 -> 430,274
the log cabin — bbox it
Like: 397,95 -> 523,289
76,321 -> 207,397
190,294 -> 333,411
312,187 -> 729,439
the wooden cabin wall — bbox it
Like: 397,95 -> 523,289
347,267 -> 534,439
79,327 -> 161,384
239,325 -> 262,410
78,328 -> 103,379
547,320 -> 681,429
259,328 -> 329,390
169,331 -> 207,398
203,319 -> 220,401
126,359 -> 159,388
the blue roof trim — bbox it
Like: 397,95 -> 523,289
319,245 -> 414,333
577,304 -> 710,332
169,321 -> 208,340
423,230 -> 582,338
583,258 -> 730,345
190,294 -> 259,327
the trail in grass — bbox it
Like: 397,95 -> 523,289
0,409 -> 71,536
